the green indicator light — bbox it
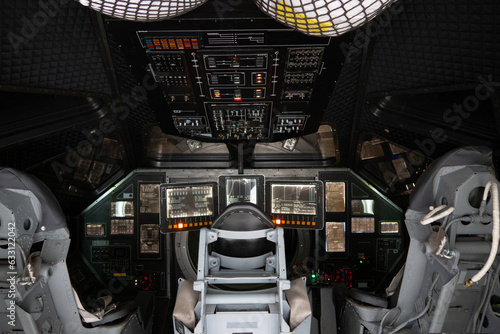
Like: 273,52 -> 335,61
359,260 -> 363,264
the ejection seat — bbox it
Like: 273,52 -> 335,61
172,203 -> 312,334
0,167 -> 145,333
340,146 -> 500,334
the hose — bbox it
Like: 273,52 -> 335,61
388,275 -> 440,334
420,205 -> 455,225
466,182 -> 499,286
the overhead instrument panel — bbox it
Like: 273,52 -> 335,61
267,180 -> 324,229
159,182 -> 218,232
125,18 -> 341,142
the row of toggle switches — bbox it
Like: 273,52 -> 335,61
273,116 -> 307,133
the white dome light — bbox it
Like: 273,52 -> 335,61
76,0 -> 208,21
254,0 -> 398,36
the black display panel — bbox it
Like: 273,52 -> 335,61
160,182 -> 218,232
271,184 -> 317,215
227,178 -> 257,204
218,174 -> 264,211
266,180 -> 324,229
166,185 -> 214,218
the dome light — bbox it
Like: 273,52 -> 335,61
254,0 -> 398,36
76,0 -> 208,21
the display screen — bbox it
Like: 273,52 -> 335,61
219,175 -> 264,211
225,178 -> 257,205
111,201 -> 134,217
326,222 -> 346,252
140,224 -> 160,254
351,217 -> 375,233
381,221 -> 399,234
110,219 -> 134,235
271,184 -> 317,215
351,199 -> 375,215
166,185 -> 214,218
325,182 -> 346,212
86,224 -> 105,236
140,184 -> 160,214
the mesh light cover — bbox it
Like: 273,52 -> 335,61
254,0 -> 398,36
76,0 -> 208,21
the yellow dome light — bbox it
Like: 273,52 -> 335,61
254,0 -> 399,36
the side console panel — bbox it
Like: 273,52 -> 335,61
81,170 -> 167,295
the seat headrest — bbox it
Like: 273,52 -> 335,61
211,203 -> 274,231
408,146 -> 494,212
0,168 -> 67,232
210,203 -> 275,258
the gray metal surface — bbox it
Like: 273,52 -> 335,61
0,168 -> 147,334
340,146 -> 500,333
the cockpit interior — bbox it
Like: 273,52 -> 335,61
1,1 -> 500,333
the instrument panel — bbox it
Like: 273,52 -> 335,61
317,171 -> 404,290
81,170 -> 167,294
80,168 -> 405,295
106,10 -> 345,143
160,177 -> 324,232
136,29 -> 335,141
